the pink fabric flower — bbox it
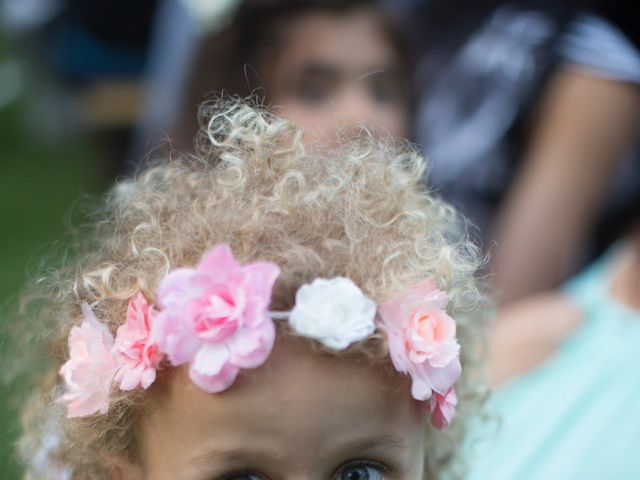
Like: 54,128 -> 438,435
429,387 -> 457,429
378,279 -> 461,401
112,293 -> 164,390
58,303 -> 118,418
152,244 -> 280,393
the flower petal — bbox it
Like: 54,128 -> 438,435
242,262 -> 281,302
189,363 -> 240,393
409,369 -> 434,401
152,312 -> 200,365
429,388 -> 457,429
198,244 -> 239,278
156,269 -> 198,309
423,359 -> 461,395
228,320 -> 275,368
192,343 -> 230,376
140,368 -> 157,389
117,365 -> 143,391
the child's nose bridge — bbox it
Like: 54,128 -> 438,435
286,472 -> 324,480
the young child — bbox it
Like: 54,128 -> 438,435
172,0 -> 410,151
16,100 -> 486,479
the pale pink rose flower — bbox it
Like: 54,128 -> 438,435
58,303 -> 118,418
378,279 -> 461,400
429,387 -> 457,429
112,292 -> 164,391
152,244 -> 280,393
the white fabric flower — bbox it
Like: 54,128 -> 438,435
289,277 -> 376,350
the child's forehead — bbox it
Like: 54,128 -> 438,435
140,339 -> 424,470
157,339 -> 415,420
274,7 -> 397,64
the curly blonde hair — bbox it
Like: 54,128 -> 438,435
15,98 -> 488,479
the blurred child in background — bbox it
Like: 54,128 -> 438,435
172,0 -> 411,149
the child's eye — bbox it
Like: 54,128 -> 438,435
336,461 -> 386,480
297,79 -> 333,104
368,75 -> 401,105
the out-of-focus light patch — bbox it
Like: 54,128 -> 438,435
0,0 -> 62,32
384,0 -> 427,10
0,60 -> 22,108
179,0 -> 241,34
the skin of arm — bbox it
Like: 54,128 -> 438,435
488,293 -> 582,387
489,232 -> 640,386
491,67 -> 640,305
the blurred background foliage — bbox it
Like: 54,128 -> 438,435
0,28 -> 105,475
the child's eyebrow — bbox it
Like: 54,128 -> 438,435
297,62 -> 401,83
298,63 -> 342,82
186,434 -> 408,470
329,433 -> 409,453
186,444 -> 279,474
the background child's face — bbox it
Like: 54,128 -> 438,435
121,340 -> 426,480
265,8 -> 409,142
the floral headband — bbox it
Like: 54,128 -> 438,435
59,245 -> 461,429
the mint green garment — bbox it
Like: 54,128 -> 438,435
466,247 -> 640,480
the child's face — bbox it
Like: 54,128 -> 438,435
121,339 -> 426,480
265,8 -> 409,142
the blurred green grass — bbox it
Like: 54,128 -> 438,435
0,49 -> 105,477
